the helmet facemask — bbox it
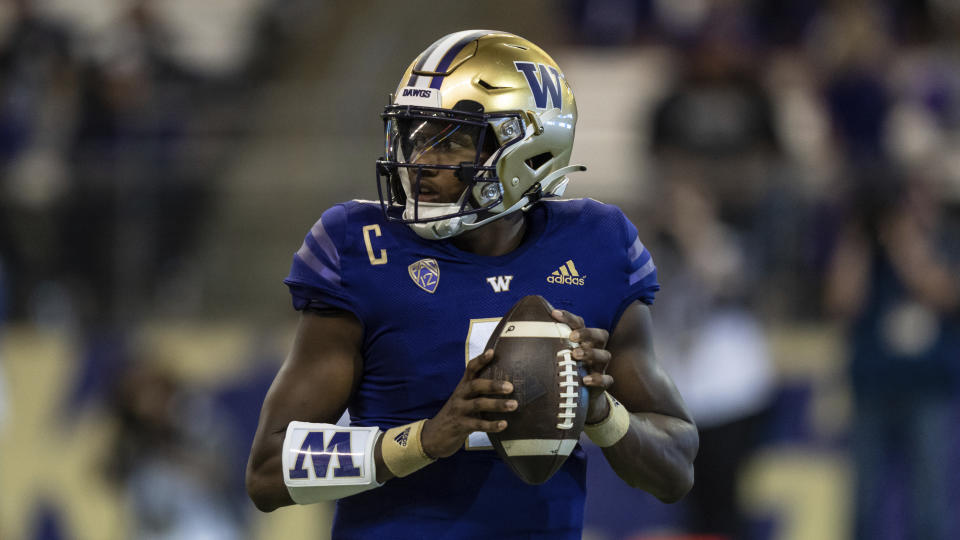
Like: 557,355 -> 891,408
376,104 -> 524,239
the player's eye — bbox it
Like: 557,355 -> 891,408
447,135 -> 473,150
437,137 -> 468,152
410,133 -> 429,148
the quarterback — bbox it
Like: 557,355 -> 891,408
246,30 -> 697,539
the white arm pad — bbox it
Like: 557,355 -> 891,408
282,421 -> 383,503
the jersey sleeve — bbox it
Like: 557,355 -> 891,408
282,204 -> 360,318
614,211 -> 660,325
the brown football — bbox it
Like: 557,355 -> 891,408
479,295 -> 588,484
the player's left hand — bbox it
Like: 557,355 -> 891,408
551,309 -> 612,424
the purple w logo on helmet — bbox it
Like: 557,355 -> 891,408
514,61 -> 563,110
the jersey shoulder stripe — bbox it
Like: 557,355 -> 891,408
291,210 -> 344,287
295,218 -> 341,281
626,237 -> 655,285
285,204 -> 365,316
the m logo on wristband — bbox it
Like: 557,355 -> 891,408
288,430 -> 362,479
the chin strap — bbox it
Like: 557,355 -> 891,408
412,164 -> 587,239
519,164 -> 587,210
460,164 -> 587,233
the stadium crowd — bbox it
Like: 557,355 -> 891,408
1,1 -> 958,539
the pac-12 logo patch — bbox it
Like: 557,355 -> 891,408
408,258 -> 440,293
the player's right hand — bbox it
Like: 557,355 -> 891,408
421,349 -> 517,459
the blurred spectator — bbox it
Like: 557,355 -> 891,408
0,0 -> 276,325
650,179 -> 775,539
825,167 -> 960,540
646,5 -> 815,320
567,0 -> 657,46
64,0 -> 266,323
108,363 -> 244,540
807,0 -> 893,164
650,13 -> 779,228
639,10 -> 787,536
0,1 -> 75,323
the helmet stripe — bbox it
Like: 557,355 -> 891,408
409,31 -> 478,87
407,36 -> 447,87
408,30 -> 498,88
428,30 -> 496,89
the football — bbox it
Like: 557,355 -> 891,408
479,295 -> 589,484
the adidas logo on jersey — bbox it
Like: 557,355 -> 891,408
547,260 -> 585,286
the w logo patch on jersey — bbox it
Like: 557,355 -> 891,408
408,258 -> 440,293
486,275 -> 514,293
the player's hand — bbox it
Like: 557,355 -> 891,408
421,350 -> 517,459
551,309 -> 612,424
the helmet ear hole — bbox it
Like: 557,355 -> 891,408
525,152 -> 553,171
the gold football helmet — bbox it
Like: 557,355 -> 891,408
376,30 -> 584,239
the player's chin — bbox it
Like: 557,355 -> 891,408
417,194 -> 461,204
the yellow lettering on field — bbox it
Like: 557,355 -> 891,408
0,328 -> 128,539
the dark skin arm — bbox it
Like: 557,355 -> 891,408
245,310 -> 514,511
247,300 -> 695,509
553,301 -> 698,503
245,310 -> 362,511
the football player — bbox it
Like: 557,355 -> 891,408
246,30 -> 697,539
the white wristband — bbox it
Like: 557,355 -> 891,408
282,422 -> 383,503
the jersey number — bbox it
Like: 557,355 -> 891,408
464,318 -> 502,450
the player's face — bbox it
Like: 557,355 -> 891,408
396,119 -> 490,204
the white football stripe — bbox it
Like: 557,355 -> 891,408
499,321 -> 572,339
501,438 -> 577,456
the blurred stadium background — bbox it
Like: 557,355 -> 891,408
1,0 -> 959,539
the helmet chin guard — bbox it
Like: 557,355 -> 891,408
398,163 -> 586,240
375,30 -> 584,240
403,199 -> 477,240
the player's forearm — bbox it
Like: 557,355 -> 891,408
246,433 -> 295,512
601,412 -> 697,503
